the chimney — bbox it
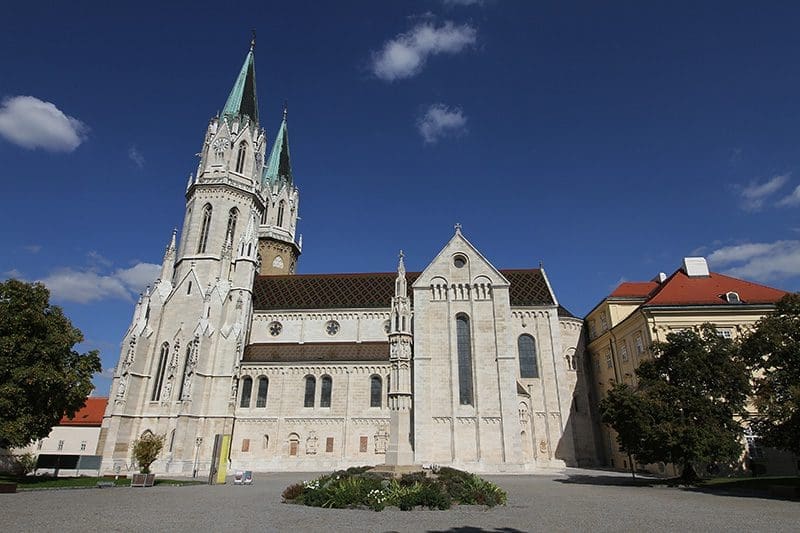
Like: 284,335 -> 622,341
682,257 -> 709,277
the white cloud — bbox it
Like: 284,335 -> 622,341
738,173 -> 790,211
0,95 -> 88,152
371,21 -> 477,81
417,103 -> 468,144
3,269 -> 25,280
23,244 -> 42,253
707,240 -> 800,282
39,262 -> 160,304
776,184 -> 800,208
128,144 -> 145,168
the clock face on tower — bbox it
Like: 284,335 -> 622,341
212,137 -> 230,154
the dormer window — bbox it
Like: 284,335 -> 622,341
725,291 -> 741,304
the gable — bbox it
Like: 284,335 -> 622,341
412,230 -> 510,289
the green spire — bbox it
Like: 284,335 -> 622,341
263,107 -> 292,188
222,40 -> 259,123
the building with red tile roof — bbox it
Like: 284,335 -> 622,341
584,257 -> 792,475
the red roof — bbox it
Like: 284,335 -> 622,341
610,281 -> 659,298
643,270 -> 786,307
60,397 -> 107,427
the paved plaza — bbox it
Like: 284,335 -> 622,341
1,468 -> 797,532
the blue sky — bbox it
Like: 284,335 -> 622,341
2,1 -> 799,396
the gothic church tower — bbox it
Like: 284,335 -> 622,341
99,41 -> 297,476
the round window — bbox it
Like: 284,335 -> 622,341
453,254 -> 467,268
269,321 -> 282,336
326,320 -> 340,336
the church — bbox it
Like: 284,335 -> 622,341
98,43 -> 597,475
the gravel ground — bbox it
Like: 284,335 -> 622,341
1,468 -> 797,532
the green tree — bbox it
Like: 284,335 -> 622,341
601,325 -> 750,482
131,433 -> 166,474
599,383 -> 653,478
740,293 -> 800,455
0,280 -> 101,449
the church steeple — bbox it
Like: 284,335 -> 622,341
263,106 -> 292,189
222,41 -> 259,124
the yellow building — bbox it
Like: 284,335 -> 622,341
585,257 -> 793,475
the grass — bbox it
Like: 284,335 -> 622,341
0,475 -> 203,490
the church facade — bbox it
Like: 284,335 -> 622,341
98,45 -> 597,475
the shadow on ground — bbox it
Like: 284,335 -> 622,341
557,473 -> 800,502
428,526 -> 525,533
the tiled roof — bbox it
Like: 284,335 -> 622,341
610,281 -> 659,298
252,269 -> 554,310
60,397 -> 107,427
243,342 -> 389,362
557,305 -> 576,318
643,270 -> 786,307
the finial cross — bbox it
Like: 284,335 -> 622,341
454,222 -> 462,233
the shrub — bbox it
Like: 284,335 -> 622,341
282,483 -> 304,502
282,467 -> 502,511
131,433 -> 165,474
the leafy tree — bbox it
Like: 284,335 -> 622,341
0,280 -> 101,449
599,383 -> 652,478
740,293 -> 800,455
601,325 -> 749,482
131,433 -> 166,474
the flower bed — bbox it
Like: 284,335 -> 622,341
282,466 -> 507,511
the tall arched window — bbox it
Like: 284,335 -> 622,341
370,375 -> 382,408
225,207 -> 238,243
151,342 -> 170,401
261,203 -> 269,225
303,375 -> 316,407
178,344 -> 192,400
239,376 -> 253,408
277,200 -> 285,227
518,334 -> 539,378
256,376 -> 269,408
456,314 -> 474,405
235,142 -> 247,173
320,375 -> 332,407
197,204 -> 212,253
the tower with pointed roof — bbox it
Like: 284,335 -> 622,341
258,105 -> 301,275
100,40 -> 305,476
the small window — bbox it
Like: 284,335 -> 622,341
717,328 -> 733,339
152,342 -> 170,401
263,435 -> 269,450
605,351 -> 613,369
453,254 -> 467,268
326,437 -> 334,453
256,376 -> 269,408
241,438 -> 250,452
370,375 -> 382,408
726,291 -> 741,304
80,441 -> 87,452
239,376 -> 253,408
235,142 -> 247,173
359,436 -> 368,453
226,207 -> 238,244
634,334 -> 644,354
304,375 -> 316,407
620,343 -> 629,362
197,204 -> 212,253
269,321 -> 282,336
518,334 -> 539,378
187,281 -> 192,295
599,311 -> 608,331
326,320 -> 340,336
57,440 -> 64,451
277,200 -> 285,227
320,375 -> 332,408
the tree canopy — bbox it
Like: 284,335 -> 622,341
0,279 -> 101,449
600,324 -> 750,481
741,293 -> 800,455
